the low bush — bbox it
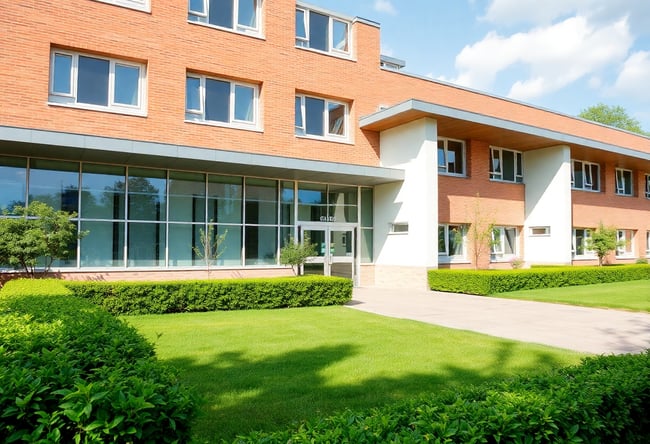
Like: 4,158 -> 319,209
0,279 -> 198,443
235,351 -> 650,443
64,276 -> 353,315
428,264 -> 650,295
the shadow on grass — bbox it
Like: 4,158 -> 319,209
165,341 -> 570,443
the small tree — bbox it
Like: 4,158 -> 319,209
466,194 -> 496,269
0,201 -> 85,277
280,235 -> 317,275
586,223 -> 620,266
192,223 -> 227,278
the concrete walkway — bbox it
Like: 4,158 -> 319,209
348,287 -> 650,355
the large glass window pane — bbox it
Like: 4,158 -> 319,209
53,53 -> 72,94
305,97 -> 324,136
360,187 -> 373,227
114,64 -> 140,106
234,84 -> 254,122
448,225 -> 463,256
213,224 -> 242,265
77,56 -> 109,106
80,164 -> 126,219
281,181 -> 295,225
328,102 -> 345,136
127,222 -> 165,266
245,178 -> 277,224
448,141 -> 464,174
589,164 -> 600,190
572,161 -> 584,189
186,77 -> 201,111
168,171 -> 205,223
209,0 -> 233,28
29,159 -> 79,213
208,174 -> 242,223
168,223 -> 201,266
80,221 -> 124,267
0,156 -> 27,212
329,185 -> 357,223
205,78 -> 230,122
502,150 -> 515,182
308,11 -> 328,51
238,0 -> 256,27
332,19 -> 348,51
245,225 -> 277,265
128,168 -> 166,221
298,182 -> 327,221
361,228 -> 373,263
438,226 -> 447,254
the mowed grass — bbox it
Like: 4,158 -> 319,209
494,280 -> 650,312
127,307 -> 584,442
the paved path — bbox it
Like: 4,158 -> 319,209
348,287 -> 650,355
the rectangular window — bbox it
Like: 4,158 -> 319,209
295,7 -> 350,56
49,50 -> 145,115
615,168 -> 633,196
616,229 -> 635,257
189,0 -> 261,35
0,156 -> 27,213
390,222 -> 408,234
491,226 -> 517,259
647,231 -> 650,257
438,139 -> 466,176
186,74 -> 258,129
571,160 -> 600,191
530,226 -> 550,236
438,224 -> 465,258
490,147 -> 523,183
645,174 -> 650,199
92,0 -> 150,13
572,228 -> 594,258
295,94 -> 348,140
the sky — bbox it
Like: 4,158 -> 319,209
305,0 -> 650,133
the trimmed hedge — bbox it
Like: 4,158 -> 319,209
428,264 -> 650,295
235,351 -> 650,443
64,276 -> 353,315
0,279 -> 198,443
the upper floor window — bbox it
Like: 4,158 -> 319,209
490,147 -> 523,183
438,139 -> 465,176
296,7 -> 350,56
615,168 -> 633,196
645,174 -> 650,199
572,228 -> 594,258
92,0 -> 150,12
185,74 -> 258,129
189,0 -> 261,35
616,229 -> 635,257
438,224 -> 465,259
295,95 -> 348,140
49,50 -> 146,116
491,226 -> 518,260
571,160 -> 600,191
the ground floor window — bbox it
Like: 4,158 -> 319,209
572,228 -> 594,258
616,229 -> 635,258
646,231 -> 650,257
491,226 -> 517,260
438,224 -> 466,260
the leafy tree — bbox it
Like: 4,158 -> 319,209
280,235 -> 317,275
0,201 -> 85,277
585,222 -> 620,266
192,223 -> 227,278
467,194 -> 496,270
579,103 -> 647,135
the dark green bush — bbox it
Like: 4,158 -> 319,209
0,279 -> 198,443
64,276 -> 353,315
429,264 -> 650,295
235,351 -> 650,443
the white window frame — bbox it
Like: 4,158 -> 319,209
188,0 -> 262,36
572,228 -> 595,259
295,94 -> 348,141
49,50 -> 146,116
438,138 -> 466,176
438,224 -> 466,260
489,147 -> 523,183
389,222 -> 408,234
616,229 -> 635,258
615,168 -> 633,196
491,226 -> 518,260
92,0 -> 150,13
185,74 -> 259,130
571,160 -> 601,192
645,174 -> 650,199
295,6 -> 351,57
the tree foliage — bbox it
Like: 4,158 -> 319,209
192,223 -> 227,278
586,222 -> 620,266
579,103 -> 647,135
0,201 -> 84,277
280,235 -> 317,275
467,194 -> 496,270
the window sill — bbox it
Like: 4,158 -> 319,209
184,119 -> 262,133
438,256 -> 469,264
295,45 -> 355,62
572,256 -> 597,260
92,0 -> 151,13
295,134 -> 352,145
48,101 -> 147,118
571,188 -> 601,193
187,19 -> 264,40
615,193 -> 634,197
439,172 -> 467,178
489,179 -> 524,185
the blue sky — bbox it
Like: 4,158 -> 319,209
305,0 -> 650,133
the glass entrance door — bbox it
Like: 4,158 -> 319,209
301,224 -> 355,282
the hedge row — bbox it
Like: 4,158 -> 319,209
428,264 -> 650,295
64,276 -> 353,315
236,351 -> 650,443
0,279 -> 198,443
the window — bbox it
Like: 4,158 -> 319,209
389,222 -> 408,234
189,0 -> 261,35
93,0 -> 150,12
490,147 -> 523,183
571,160 -> 600,191
647,231 -> 650,257
616,229 -> 635,257
49,50 -> 145,115
491,227 -> 518,259
530,226 -> 550,236
572,228 -> 594,258
438,224 -> 465,258
186,74 -> 258,129
615,168 -> 633,196
645,174 -> 650,199
295,95 -> 348,140
296,7 -> 350,55
438,139 -> 465,176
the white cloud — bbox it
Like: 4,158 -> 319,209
612,51 -> 650,101
373,0 -> 397,16
483,0 -> 581,26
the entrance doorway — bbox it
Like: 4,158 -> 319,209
300,224 -> 356,283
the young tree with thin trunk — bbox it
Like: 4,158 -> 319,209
466,194 -> 496,270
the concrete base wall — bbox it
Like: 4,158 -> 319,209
372,265 -> 429,289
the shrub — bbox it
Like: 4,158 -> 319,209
234,351 -> 650,443
64,276 -> 353,315
428,264 -> 650,295
0,279 -> 198,443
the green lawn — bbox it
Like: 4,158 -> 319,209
127,307 -> 584,442
494,280 -> 650,312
